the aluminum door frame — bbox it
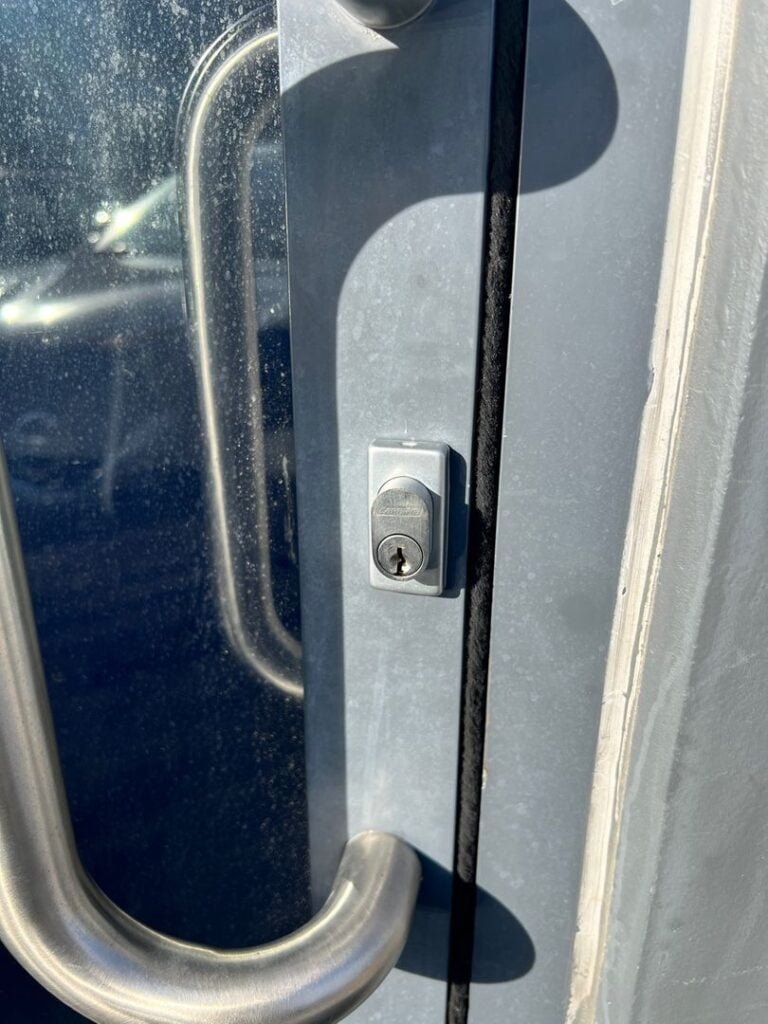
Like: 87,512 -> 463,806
278,1 -> 495,1021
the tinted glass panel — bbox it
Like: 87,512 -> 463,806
0,2 -> 309,1018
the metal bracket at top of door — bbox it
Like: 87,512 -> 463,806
334,0 -> 433,30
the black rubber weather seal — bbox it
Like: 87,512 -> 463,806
445,1 -> 529,1021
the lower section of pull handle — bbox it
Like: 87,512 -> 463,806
0,442 -> 421,1024
0,825 -> 420,1024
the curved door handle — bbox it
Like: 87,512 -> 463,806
178,10 -> 302,699
0,448 -> 420,1023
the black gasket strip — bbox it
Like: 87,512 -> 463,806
446,2 -> 529,1020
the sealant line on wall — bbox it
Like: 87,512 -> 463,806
565,2 -> 740,1021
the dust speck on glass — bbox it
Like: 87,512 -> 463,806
0,1 -> 309,1019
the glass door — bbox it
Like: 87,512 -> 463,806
0,1 -> 497,1022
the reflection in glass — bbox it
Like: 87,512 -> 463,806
179,14 -> 302,698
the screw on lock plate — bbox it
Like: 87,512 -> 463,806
369,440 -> 449,596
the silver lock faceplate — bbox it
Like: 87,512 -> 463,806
369,440 -> 449,596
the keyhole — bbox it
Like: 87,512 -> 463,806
395,546 -> 407,576
375,535 -> 424,580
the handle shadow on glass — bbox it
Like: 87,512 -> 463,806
178,8 -> 302,699
0,12 -> 420,1024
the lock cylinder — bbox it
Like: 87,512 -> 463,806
368,440 -> 449,596
371,477 -> 432,581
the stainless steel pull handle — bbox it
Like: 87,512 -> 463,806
179,11 -> 302,699
0,447 -> 420,1023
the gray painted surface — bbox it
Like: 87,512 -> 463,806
471,1 -> 690,1022
598,4 -> 768,1022
278,1 -> 493,1020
